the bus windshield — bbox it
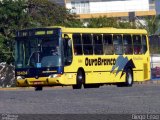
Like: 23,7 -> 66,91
15,31 -> 62,68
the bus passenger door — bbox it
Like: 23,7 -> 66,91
63,34 -> 73,66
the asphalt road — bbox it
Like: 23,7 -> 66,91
0,84 -> 160,119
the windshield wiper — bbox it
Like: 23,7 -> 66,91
27,51 -> 40,66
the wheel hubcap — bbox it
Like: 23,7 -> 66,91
78,75 -> 82,80
128,73 -> 132,85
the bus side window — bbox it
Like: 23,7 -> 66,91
103,34 -> 113,55
133,35 -> 142,54
142,35 -> 147,54
93,34 -> 103,55
63,34 -> 73,65
82,34 -> 93,55
113,35 -> 123,55
73,33 -> 82,55
123,35 -> 133,55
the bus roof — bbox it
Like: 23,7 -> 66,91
60,27 -> 148,35
16,26 -> 148,37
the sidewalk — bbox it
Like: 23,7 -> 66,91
135,78 -> 160,84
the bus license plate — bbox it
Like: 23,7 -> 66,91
33,82 -> 42,85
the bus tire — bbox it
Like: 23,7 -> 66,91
117,69 -> 133,87
125,69 -> 133,87
72,70 -> 83,89
35,86 -> 43,91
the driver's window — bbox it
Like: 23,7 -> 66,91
41,38 -> 59,56
63,35 -> 73,65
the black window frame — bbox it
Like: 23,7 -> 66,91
113,34 -> 123,55
141,35 -> 148,54
123,34 -> 133,55
133,35 -> 142,55
93,34 -> 103,55
72,33 -> 83,55
103,34 -> 114,55
82,34 -> 93,55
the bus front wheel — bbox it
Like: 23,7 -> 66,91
73,70 -> 84,89
35,86 -> 43,91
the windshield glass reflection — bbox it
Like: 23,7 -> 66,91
15,36 -> 62,68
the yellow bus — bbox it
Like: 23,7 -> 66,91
15,27 -> 150,90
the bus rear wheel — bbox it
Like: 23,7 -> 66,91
117,69 -> 133,87
72,70 -> 84,89
35,86 -> 43,91
125,69 -> 133,87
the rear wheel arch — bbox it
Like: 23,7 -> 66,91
125,67 -> 133,86
117,67 -> 133,87
128,67 -> 134,79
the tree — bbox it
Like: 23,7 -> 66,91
65,17 -> 83,28
27,0 -> 77,27
0,0 -> 30,63
118,21 -> 132,28
0,0 -> 78,63
145,15 -> 160,35
85,16 -> 140,29
0,35 -> 6,62
0,0 -> 31,36
86,16 -> 118,28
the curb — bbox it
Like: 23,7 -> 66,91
0,87 -> 33,91
0,86 -> 70,91
150,80 -> 160,84
135,80 -> 160,85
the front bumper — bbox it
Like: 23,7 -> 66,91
16,76 -> 64,87
16,73 -> 76,87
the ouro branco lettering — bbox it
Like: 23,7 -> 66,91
85,57 -> 116,66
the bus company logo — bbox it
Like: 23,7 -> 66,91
111,55 -> 135,77
85,57 -> 116,66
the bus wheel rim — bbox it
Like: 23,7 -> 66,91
128,72 -> 132,85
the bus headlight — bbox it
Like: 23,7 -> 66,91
49,74 -> 61,78
17,76 -> 25,80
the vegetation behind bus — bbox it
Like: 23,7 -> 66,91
149,35 -> 160,54
0,0 -> 78,63
0,0 -> 160,63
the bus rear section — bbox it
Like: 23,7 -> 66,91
64,30 -> 150,89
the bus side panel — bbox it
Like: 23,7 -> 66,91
132,54 -> 150,82
81,55 -> 126,84
133,35 -> 151,82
